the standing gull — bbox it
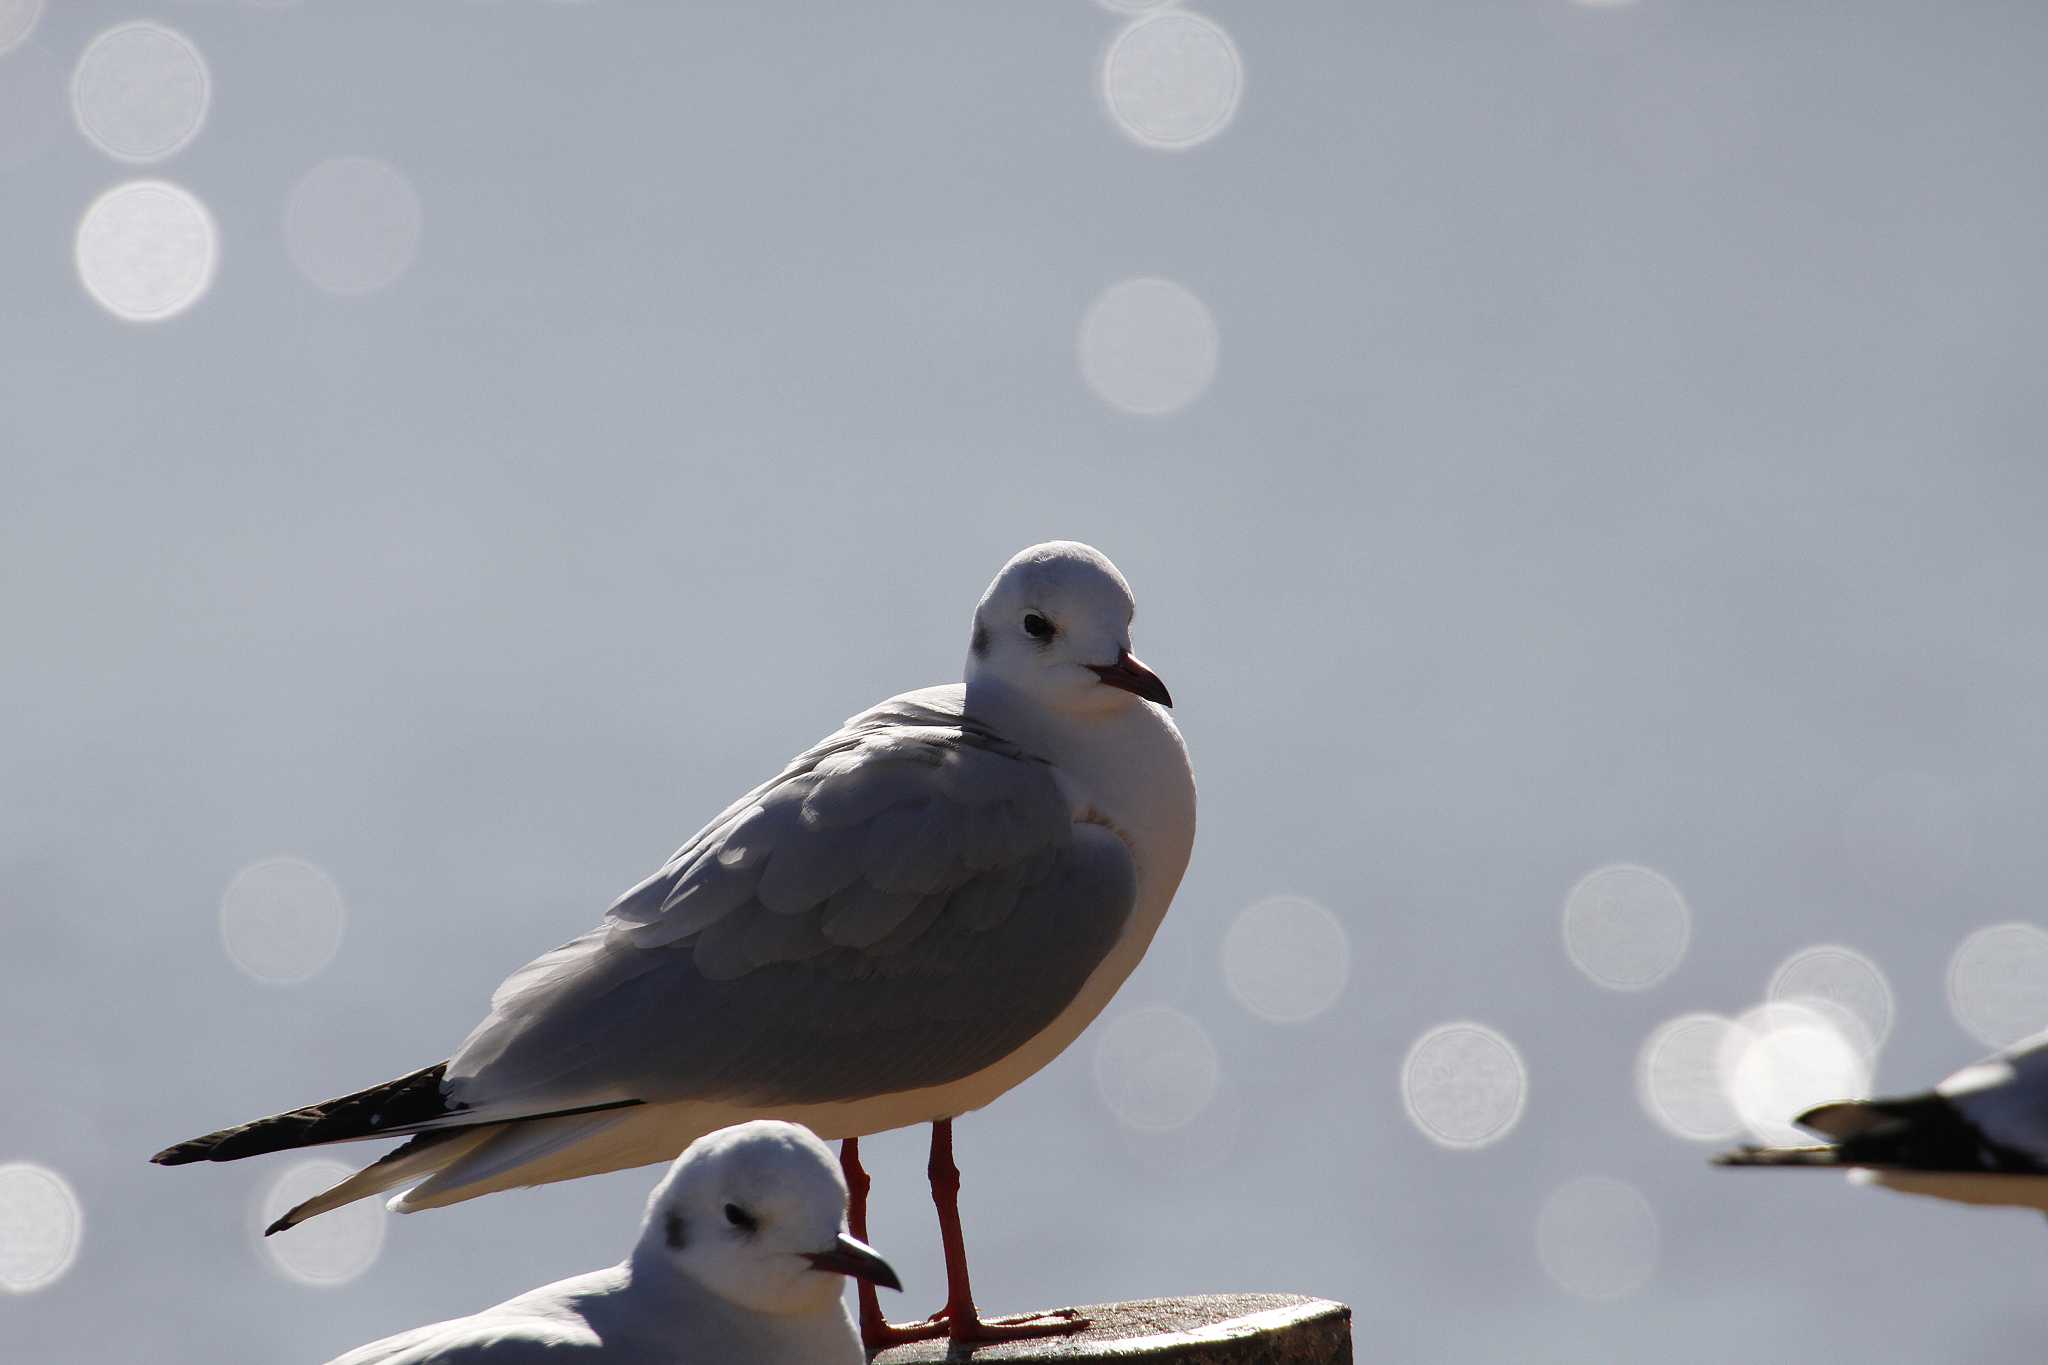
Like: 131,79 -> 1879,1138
156,541 -> 1196,1347
1715,1030 -> 2048,1213
327,1121 -> 900,1364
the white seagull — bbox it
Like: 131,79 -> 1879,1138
1715,1030 -> 2048,1213
327,1121 -> 900,1365
157,541 -> 1197,1348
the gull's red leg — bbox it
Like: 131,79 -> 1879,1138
839,1137 -> 900,1351
925,1118 -> 1088,1346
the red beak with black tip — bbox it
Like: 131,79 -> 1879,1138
1088,650 -> 1173,708
803,1232 -> 902,1292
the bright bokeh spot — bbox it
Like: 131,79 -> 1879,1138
285,156 -> 425,295
260,1160 -> 384,1286
1401,1021 -> 1527,1150
74,180 -> 217,322
1635,1011 -> 1743,1142
1102,11 -> 1243,151
1720,1000 -> 1870,1147
1562,864 -> 1689,991
220,857 -> 348,986
71,22 -> 210,164
1769,944 -> 1894,1051
1221,894 -> 1350,1024
1092,1005 -> 1220,1132
1535,1177 -> 1658,1301
0,0 -> 42,58
1078,277 -> 1219,416
1947,923 -> 2048,1049
0,1163 -> 82,1294
1842,771 -> 1972,900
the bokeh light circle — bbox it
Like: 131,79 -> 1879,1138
0,0 -> 43,58
0,1163 -> 82,1294
74,180 -> 217,322
1719,1000 -> 1871,1147
1535,1177 -> 1659,1301
284,156 -> 425,295
1769,944 -> 1894,1052
1221,894 -> 1350,1024
1635,1011 -> 1743,1142
1078,276 -> 1219,416
1102,11 -> 1243,151
1401,1021 -> 1528,1150
1947,923 -> 2048,1050
260,1160 -> 384,1286
1092,1005 -> 1220,1132
219,857 -> 348,986
71,22 -> 210,164
1562,864 -> 1689,991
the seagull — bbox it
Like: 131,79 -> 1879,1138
1714,1030 -> 2048,1213
155,541 -> 1197,1348
326,1121 -> 900,1364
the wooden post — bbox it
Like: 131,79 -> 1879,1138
872,1294 -> 1351,1362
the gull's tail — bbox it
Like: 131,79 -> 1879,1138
1712,1144 -> 1848,1168
150,1063 -> 462,1166
151,1062 -> 656,1233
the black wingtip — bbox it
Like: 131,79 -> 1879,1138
151,1140 -> 209,1166
264,1214 -> 295,1237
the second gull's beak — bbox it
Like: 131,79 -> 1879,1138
803,1231 -> 902,1292
1087,650 -> 1173,708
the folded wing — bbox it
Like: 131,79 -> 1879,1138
443,689 -> 1138,1120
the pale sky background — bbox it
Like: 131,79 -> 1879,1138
7,1 -> 2048,1361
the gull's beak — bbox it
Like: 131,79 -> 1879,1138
1087,649 -> 1173,708
803,1232 -> 902,1292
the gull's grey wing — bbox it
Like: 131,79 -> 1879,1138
443,687 -> 1137,1116
326,1316 -> 599,1365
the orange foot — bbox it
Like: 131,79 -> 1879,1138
862,1306 -> 1088,1352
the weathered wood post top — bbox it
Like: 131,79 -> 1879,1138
872,1294 -> 1352,1363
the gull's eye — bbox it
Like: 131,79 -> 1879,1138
723,1203 -> 757,1232
1022,612 -> 1054,641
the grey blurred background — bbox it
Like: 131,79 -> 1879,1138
6,0 -> 2048,1360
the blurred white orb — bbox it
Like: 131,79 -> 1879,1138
285,156 -> 424,295
1535,1177 -> 1658,1301
1635,1012 -> 1743,1142
219,857 -> 348,986
75,180 -> 217,322
1842,771 -> 1972,900
1221,895 -> 1350,1024
1401,1021 -> 1527,1150
1947,923 -> 2048,1049
1078,277 -> 1219,416
1768,944 -> 1893,1052
1720,1000 -> 1870,1147
1102,11 -> 1242,151
0,0 -> 43,58
1096,0 -> 1178,14
0,1163 -> 82,1294
260,1160 -> 384,1286
1092,1005 -> 1220,1132
1562,864 -> 1689,991
71,22 -> 210,164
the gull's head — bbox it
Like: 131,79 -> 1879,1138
634,1121 -> 900,1316
965,541 -> 1172,715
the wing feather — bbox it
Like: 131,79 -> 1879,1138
441,688 -> 1136,1118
